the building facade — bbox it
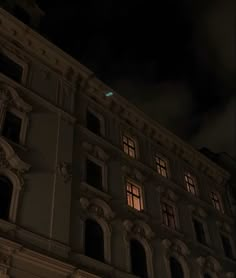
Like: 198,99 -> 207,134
0,4 -> 235,278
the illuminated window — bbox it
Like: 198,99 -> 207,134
161,202 -> 176,229
126,181 -> 143,211
123,135 -> 136,158
184,172 -> 197,195
155,155 -> 168,178
210,191 -> 224,213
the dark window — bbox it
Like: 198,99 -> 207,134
13,5 -> 31,25
204,274 -> 212,278
86,159 -> 103,190
193,218 -> 207,245
210,191 -> 223,213
170,257 -> 184,278
85,219 -> 104,262
0,52 -> 23,83
0,176 -> 13,221
161,202 -> 176,229
221,234 -> 234,259
155,156 -> 168,177
130,239 -> 148,278
86,110 -> 101,135
2,111 -> 22,143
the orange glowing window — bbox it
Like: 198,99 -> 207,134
123,135 -> 136,158
155,156 -> 168,178
126,181 -> 143,211
210,191 -> 224,213
184,172 -> 197,195
161,202 -> 176,229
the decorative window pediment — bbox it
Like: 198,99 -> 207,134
0,138 -> 30,222
196,256 -> 222,275
82,141 -> 109,161
123,219 -> 155,241
0,83 -> 32,145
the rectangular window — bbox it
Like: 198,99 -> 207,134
2,111 -> 22,143
161,202 -> 176,229
184,172 -> 197,195
155,156 -> 168,177
221,234 -> 234,259
126,181 -> 143,211
86,159 -> 103,190
193,218 -> 207,245
0,52 -> 23,83
86,110 -> 102,136
123,135 -> 136,158
210,191 -> 223,213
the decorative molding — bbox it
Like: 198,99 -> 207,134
121,165 -> 145,183
79,197 -> 114,221
82,142 -> 109,161
123,219 -> 155,240
216,221 -> 232,233
161,188 -> 178,202
189,205 -> 207,218
57,162 -> 72,183
162,239 -> 190,257
196,256 -> 222,274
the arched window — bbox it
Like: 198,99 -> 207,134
0,176 -> 13,221
204,274 -> 212,278
170,257 -> 184,278
85,219 -> 104,262
130,239 -> 148,278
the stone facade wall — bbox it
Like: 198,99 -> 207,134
0,7 -> 235,278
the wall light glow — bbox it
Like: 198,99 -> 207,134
105,91 -> 113,97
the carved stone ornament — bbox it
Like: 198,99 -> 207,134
0,252 -> 10,266
57,162 -> 72,183
79,197 -> 114,221
82,142 -> 109,161
123,219 -> 155,240
189,205 -> 207,218
196,256 -> 222,274
161,188 -> 178,202
0,138 -> 30,172
0,83 -> 32,113
121,165 -> 145,183
226,272 -> 235,278
162,239 -> 190,257
216,221 -> 232,233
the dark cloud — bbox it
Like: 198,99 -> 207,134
37,0 -> 236,156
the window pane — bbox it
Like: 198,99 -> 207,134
193,219 -> 206,244
87,110 -> 101,135
0,176 -> 13,220
85,219 -> 104,262
2,111 -> 22,143
133,196 -> 141,211
0,52 -> 23,82
221,234 -> 234,259
86,159 -> 103,190
130,240 -> 148,278
170,257 -> 184,278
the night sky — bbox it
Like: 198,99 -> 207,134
37,0 -> 235,156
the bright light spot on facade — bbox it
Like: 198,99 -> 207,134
105,91 -> 113,97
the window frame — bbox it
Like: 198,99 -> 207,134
161,200 -> 178,230
219,232 -> 235,260
86,107 -> 105,136
210,191 -> 224,213
155,154 -> 169,178
192,216 -> 210,246
126,179 -> 144,212
122,133 -> 138,159
0,49 -> 28,85
84,155 -> 107,192
184,171 -> 198,196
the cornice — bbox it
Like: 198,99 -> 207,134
0,7 -> 229,185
